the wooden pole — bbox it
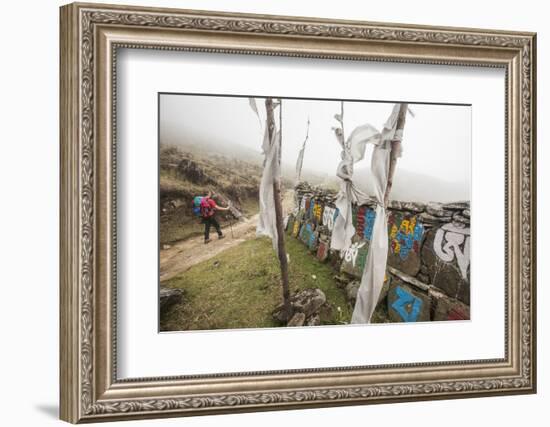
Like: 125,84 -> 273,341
296,117 -> 310,182
384,103 -> 408,207
266,98 -> 292,321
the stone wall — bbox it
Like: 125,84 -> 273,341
286,183 -> 470,323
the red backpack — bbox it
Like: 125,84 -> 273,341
200,197 -> 215,218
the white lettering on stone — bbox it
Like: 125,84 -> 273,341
323,207 -> 336,231
434,225 -> 470,280
341,241 -> 365,267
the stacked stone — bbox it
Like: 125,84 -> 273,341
291,183 -> 339,259
287,184 -> 471,324
272,288 -> 332,327
388,199 -> 425,213
419,201 -> 470,228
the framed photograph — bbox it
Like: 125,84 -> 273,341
60,2 -> 537,423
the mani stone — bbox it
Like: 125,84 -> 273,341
387,230 -> 424,277
159,287 -> 183,311
285,214 -> 295,235
340,240 -> 369,279
431,294 -> 470,322
387,280 -> 431,323
462,209 -> 470,219
316,240 -> 330,263
421,229 -> 470,305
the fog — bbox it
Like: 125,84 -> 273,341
160,94 -> 471,202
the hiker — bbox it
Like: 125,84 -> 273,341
200,191 -> 231,244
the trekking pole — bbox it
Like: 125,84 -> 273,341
227,202 -> 235,238
228,216 -> 234,238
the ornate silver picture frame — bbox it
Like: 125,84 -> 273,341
60,2 -> 536,423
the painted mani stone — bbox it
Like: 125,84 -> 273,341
355,206 -> 376,241
322,206 -> 337,231
388,213 -> 424,259
306,199 -> 314,220
387,282 -> 430,323
308,231 -> 319,252
387,212 -> 425,277
292,219 -> 301,237
285,215 -> 294,235
312,201 -> 323,224
422,224 -> 470,305
316,240 -> 329,262
291,190 -> 470,323
340,240 -> 369,278
299,196 -> 307,212
299,222 -> 318,251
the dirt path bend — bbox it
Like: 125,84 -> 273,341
160,190 -> 295,282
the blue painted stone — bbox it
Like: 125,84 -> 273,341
387,281 -> 430,323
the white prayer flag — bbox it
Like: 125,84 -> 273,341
256,124 -> 281,250
351,103 -> 410,324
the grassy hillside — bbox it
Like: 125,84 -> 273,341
160,236 -> 352,331
159,145 -> 262,244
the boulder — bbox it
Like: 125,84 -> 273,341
273,288 -> 327,322
159,287 -> 183,311
318,302 -> 334,323
291,288 -> 326,318
306,314 -> 321,326
287,312 -> 306,327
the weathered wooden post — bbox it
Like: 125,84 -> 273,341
384,103 -> 408,206
295,117 -> 310,183
265,98 -> 292,321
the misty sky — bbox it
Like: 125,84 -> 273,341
160,94 -> 471,200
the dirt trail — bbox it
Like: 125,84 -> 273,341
160,190 -> 295,282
